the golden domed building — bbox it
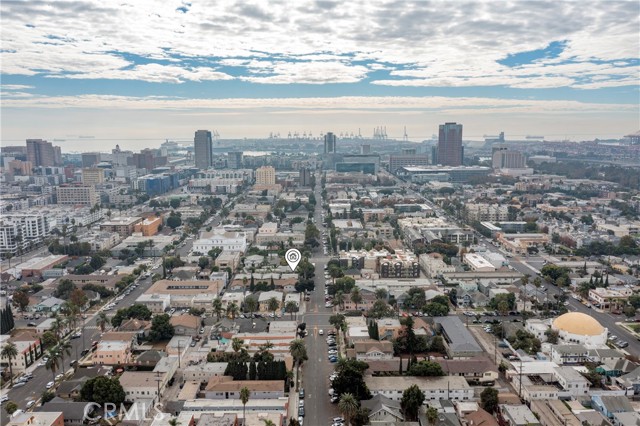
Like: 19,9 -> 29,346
551,312 -> 607,346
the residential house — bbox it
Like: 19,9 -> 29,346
360,394 -> 403,423
615,366 -> 640,395
135,350 -> 165,368
376,318 -> 402,341
435,357 -> 498,385
35,398 -> 97,426
530,399 -> 581,426
553,366 -> 590,397
34,297 -> 64,313
591,395 -> 634,420
551,345 -> 588,365
258,291 -> 283,312
93,332 -> 136,365
183,362 -> 228,383
353,339 -> 394,361
170,315 -> 200,336
8,412 -> 64,426
464,409 -> 499,426
204,376 -> 285,400
499,404 -> 541,426
119,371 -> 163,403
119,319 -> 152,338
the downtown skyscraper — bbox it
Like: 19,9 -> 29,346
437,122 -> 463,166
194,130 -> 213,170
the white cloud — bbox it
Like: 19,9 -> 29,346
1,84 -> 35,90
0,0 -> 637,89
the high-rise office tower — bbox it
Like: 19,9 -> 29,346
26,139 -> 61,167
227,151 -> 243,169
194,130 -> 213,170
324,132 -> 337,154
299,168 -> 312,186
437,122 -> 463,166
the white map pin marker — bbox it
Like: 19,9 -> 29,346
285,248 -> 302,272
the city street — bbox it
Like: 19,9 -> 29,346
0,266 -> 159,423
297,182 -> 339,426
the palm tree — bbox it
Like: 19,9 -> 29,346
334,291 -> 345,310
285,301 -> 298,320
262,421 -> 275,426
1,343 -> 18,385
231,338 -> 245,353
240,387 -> 250,426
267,297 -> 280,318
167,418 -> 180,426
227,302 -> 239,320
57,340 -> 72,368
350,287 -> 362,311
212,298 -> 223,321
51,315 -> 65,339
97,312 -> 109,333
338,393 -> 359,426
45,350 -> 61,381
289,339 -> 308,391
245,297 -> 258,318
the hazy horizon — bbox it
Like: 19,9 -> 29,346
2,0 -> 639,146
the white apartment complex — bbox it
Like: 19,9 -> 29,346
464,203 -> 509,222
193,228 -> 248,253
0,213 -> 50,256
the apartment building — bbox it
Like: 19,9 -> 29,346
364,376 -> 473,402
0,213 -> 50,256
464,203 -> 509,222
55,185 -> 99,206
100,217 -> 143,237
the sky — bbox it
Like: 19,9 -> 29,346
1,0 -> 639,150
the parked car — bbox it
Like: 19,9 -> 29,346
46,381 -> 55,389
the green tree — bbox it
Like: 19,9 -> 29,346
149,314 -> 174,341
240,387 -> 250,425
367,299 -> 393,319
41,390 -> 56,404
11,290 -> 30,313
401,384 -> 425,421
1,343 -> 18,385
426,406 -> 439,426
53,279 -> 76,299
245,296 -> 258,318
375,288 -> 388,300
167,214 -> 182,229
338,393 -> 359,426
80,376 -> 126,405
623,305 -> 637,318
480,387 -> 499,413
407,360 -> 445,377
5,401 -> 18,415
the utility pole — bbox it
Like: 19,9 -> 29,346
177,340 -> 181,368
155,371 -> 162,400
